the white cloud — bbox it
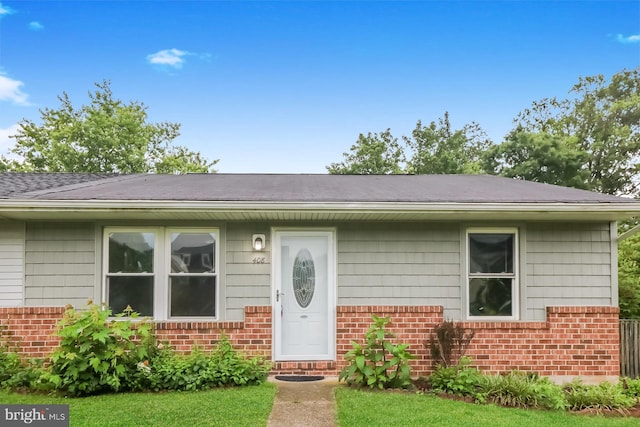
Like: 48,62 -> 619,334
0,2 -> 15,18
28,21 -> 44,31
0,74 -> 30,105
616,34 -> 640,44
146,48 -> 192,69
0,124 -> 18,151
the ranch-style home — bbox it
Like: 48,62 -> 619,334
1,172 -> 639,383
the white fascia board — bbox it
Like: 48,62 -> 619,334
1,200 -> 640,221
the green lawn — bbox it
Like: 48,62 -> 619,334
0,383 -> 276,427
335,387 -> 640,427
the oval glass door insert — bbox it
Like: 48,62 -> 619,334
292,248 -> 315,308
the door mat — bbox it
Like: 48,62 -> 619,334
274,375 -> 325,382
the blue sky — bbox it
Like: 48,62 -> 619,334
0,1 -> 638,173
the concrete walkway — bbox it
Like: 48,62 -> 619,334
267,377 -> 339,427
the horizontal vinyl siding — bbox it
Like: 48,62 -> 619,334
224,223 -> 271,321
0,222 -> 24,306
525,223 -> 612,320
337,223 -> 461,318
25,223 -> 95,307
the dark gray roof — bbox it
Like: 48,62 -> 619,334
1,173 -> 634,204
0,172 -> 116,198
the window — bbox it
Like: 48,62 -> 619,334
467,228 -> 518,319
104,228 -> 218,319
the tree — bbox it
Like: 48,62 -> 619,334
619,234 -> 640,319
405,112 -> 492,174
327,129 -> 404,174
511,68 -> 640,195
482,130 -> 590,188
0,80 -> 217,173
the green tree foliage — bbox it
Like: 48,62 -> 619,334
0,80 -> 217,173
482,131 -> 590,188
405,112 -> 492,174
326,129 -> 405,174
327,113 -> 492,175
619,234 -> 640,319
507,68 -> 640,195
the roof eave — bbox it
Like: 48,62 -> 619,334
0,200 -> 639,222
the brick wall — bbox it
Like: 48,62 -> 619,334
0,307 -> 64,358
0,305 -> 620,381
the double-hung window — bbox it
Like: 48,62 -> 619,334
104,227 -> 218,319
467,228 -> 518,319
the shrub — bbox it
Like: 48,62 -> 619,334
480,371 -> 567,410
428,320 -> 474,367
429,356 -> 484,400
339,314 -> 415,389
142,336 -> 270,391
564,380 -> 635,413
621,377 -> 640,402
42,302 -> 154,396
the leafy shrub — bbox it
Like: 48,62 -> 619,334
0,328 -> 47,391
564,380 -> 635,413
428,320 -> 474,367
339,314 -> 415,389
621,377 -> 640,402
480,371 -> 567,410
429,356 -> 484,400
42,302 -> 154,396
141,336 -> 270,391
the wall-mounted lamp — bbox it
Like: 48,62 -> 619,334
252,234 -> 266,251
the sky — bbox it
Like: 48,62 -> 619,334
0,0 -> 638,173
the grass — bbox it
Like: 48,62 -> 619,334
0,383 -> 276,427
335,387 -> 640,427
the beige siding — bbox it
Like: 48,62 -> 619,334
25,223 -> 95,307
0,222 -> 25,306
525,223 -> 613,320
224,223 -> 271,320
337,223 -> 461,318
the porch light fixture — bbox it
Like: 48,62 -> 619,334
252,234 -> 266,251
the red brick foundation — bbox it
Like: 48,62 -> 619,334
0,305 -> 620,381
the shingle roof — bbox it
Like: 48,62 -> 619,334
0,172 -> 117,198
4,173 -> 633,204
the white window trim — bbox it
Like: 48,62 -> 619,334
103,227 -> 219,321
466,227 -> 519,320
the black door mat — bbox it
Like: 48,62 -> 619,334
274,375 -> 325,382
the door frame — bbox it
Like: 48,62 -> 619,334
271,227 -> 336,361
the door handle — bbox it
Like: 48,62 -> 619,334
276,290 -> 284,302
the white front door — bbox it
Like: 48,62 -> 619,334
273,230 -> 335,361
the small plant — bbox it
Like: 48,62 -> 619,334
480,371 -> 567,410
429,356 -> 484,401
428,320 -> 474,368
43,302 -> 154,396
564,380 -> 635,413
142,336 -> 270,391
621,377 -> 640,402
339,314 -> 415,389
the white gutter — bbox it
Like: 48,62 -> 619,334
1,199 -> 640,213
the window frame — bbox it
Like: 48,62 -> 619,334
103,227 -> 219,320
466,227 -> 519,320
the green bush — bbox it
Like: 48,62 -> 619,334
429,356 -> 484,400
141,336 -> 270,391
0,329 -> 47,391
42,303 -> 155,396
564,380 -> 635,412
480,371 -> 567,410
339,314 -> 415,389
621,377 -> 640,402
